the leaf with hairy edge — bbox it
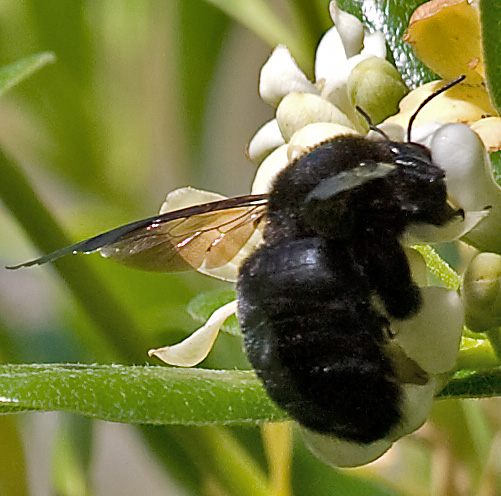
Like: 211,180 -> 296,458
438,367 -> 501,398
0,364 -> 287,424
0,365 -> 500,425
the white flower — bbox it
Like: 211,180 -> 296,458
247,1 -> 403,166
403,123 -> 497,249
147,1 -> 498,468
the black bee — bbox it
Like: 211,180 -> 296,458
8,77 -> 465,443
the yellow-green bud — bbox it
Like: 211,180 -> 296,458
347,57 -> 408,125
461,253 -> 501,332
276,92 -> 356,142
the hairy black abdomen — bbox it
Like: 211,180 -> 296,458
237,237 -> 401,443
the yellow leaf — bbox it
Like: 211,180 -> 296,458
404,0 -> 484,81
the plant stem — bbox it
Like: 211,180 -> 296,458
262,422 -> 293,496
171,426 -> 270,496
413,245 -> 460,290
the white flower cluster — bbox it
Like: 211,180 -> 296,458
148,1 -> 501,467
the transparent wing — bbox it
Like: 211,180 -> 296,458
7,194 -> 267,272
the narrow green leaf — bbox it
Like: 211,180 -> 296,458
439,367 -> 501,399
480,0 -> 501,113
177,1 -> 230,172
491,151 -> 501,185
0,52 -> 55,96
0,364 -> 499,426
0,364 -> 287,424
413,245 -> 460,290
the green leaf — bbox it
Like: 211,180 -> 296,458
491,151 -> 501,185
481,0 -> 501,113
338,0 -> 436,87
177,1 -> 230,172
0,52 -> 55,96
0,364 -> 500,426
439,367 -> 501,399
187,290 -> 240,336
0,364 -> 287,424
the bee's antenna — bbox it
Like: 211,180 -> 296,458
407,75 -> 466,142
355,106 -> 389,140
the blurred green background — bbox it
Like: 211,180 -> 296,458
0,1 -> 500,495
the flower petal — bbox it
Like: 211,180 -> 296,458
391,287 -> 464,374
388,379 -> 437,440
470,117 -> 501,152
405,247 -> 427,286
159,186 -> 225,214
384,80 -> 497,131
403,210 -> 489,244
251,144 -> 289,194
361,30 -> 387,59
347,57 -> 408,125
462,252 -> 501,332
148,300 -> 238,366
329,1 -> 364,58
259,45 -> 318,106
429,123 -> 501,253
287,122 -> 359,162
315,26 -> 349,83
301,428 -> 392,468
246,118 -> 285,164
320,53 -> 372,120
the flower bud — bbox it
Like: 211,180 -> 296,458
461,253 -> 501,332
347,57 -> 408,125
276,92 -> 355,141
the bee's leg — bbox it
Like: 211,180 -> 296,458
358,237 -> 422,320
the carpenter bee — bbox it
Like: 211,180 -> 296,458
8,77 -> 466,443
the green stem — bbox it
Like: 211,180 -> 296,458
171,426 -> 270,496
413,244 -> 460,290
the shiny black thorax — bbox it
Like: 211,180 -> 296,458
237,136 -> 457,443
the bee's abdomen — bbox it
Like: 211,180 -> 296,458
237,237 -> 401,443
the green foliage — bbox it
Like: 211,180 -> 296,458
481,0 -> 501,113
0,364 -> 287,424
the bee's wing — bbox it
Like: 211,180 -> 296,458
7,194 -> 268,272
